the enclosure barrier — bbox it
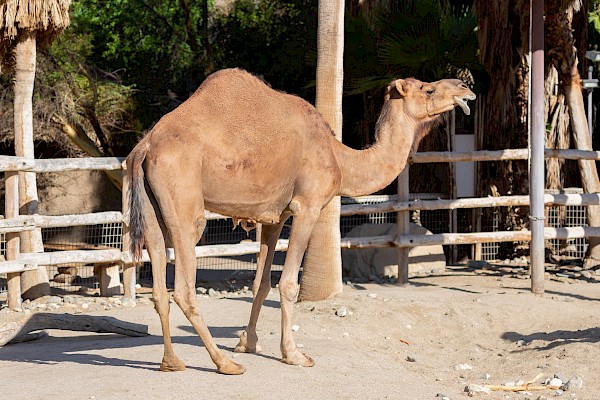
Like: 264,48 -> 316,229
2,147 -> 600,308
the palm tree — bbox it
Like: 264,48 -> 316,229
545,0 -> 600,268
0,0 -> 71,299
298,0 -> 345,301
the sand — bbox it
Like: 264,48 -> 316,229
1,268 -> 599,400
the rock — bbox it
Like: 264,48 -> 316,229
122,298 -> 136,307
464,384 -> 490,395
208,288 -> 218,297
13,307 -> 22,313
561,375 -> 583,391
291,324 -> 300,332
48,296 -> 63,304
548,377 -> 563,388
336,307 -> 347,317
196,287 -> 208,295
581,270 -> 592,279
406,356 -> 416,362
81,303 -> 89,310
455,363 -> 473,371
342,332 -> 350,338
367,293 -> 378,299
109,298 -> 122,306
135,283 -> 142,289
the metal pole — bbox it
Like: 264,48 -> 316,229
588,65 -> 594,141
396,167 -> 410,285
529,0 -> 545,295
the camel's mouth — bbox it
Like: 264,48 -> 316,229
454,94 -> 476,116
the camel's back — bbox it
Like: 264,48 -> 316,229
144,69 -> 340,220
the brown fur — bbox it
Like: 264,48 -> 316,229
125,68 -> 475,374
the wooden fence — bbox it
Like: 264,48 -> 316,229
2,146 -> 600,309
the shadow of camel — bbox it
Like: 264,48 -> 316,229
0,319 -> 249,372
502,327 -> 600,352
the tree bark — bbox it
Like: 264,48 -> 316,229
298,0 -> 344,301
546,1 -> 600,268
13,32 -> 50,300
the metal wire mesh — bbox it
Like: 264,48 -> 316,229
0,189 -> 591,294
479,188 -> 588,261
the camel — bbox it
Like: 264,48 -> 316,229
125,68 -> 475,375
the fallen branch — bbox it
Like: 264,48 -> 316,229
486,385 -> 560,392
0,313 -> 148,346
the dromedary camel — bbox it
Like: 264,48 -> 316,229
125,68 -> 475,375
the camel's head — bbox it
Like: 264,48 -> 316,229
385,77 -> 476,121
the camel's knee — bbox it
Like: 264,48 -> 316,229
173,290 -> 199,316
279,280 -> 298,303
152,291 -> 170,314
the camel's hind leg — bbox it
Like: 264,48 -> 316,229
151,181 -> 245,375
235,220 -> 287,353
142,191 -> 185,371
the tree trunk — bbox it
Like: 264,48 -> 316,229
13,32 -> 50,299
546,1 -> 600,268
298,0 -> 344,301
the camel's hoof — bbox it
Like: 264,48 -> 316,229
217,359 -> 246,375
159,356 -> 186,372
234,331 -> 261,353
234,343 -> 262,353
281,350 -> 315,367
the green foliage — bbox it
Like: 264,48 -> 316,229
347,1 -> 481,94
211,0 -> 317,96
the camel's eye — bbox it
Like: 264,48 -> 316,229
425,89 -> 435,95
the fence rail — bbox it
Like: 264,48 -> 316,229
2,147 -> 600,306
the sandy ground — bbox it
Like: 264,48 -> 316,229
1,267 -> 600,400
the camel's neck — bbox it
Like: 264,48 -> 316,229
332,103 -> 428,197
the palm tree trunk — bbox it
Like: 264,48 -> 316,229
546,0 -> 600,268
13,31 -> 50,299
298,0 -> 344,301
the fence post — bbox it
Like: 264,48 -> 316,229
5,171 -> 22,309
121,168 -> 136,299
447,110 -> 458,264
529,0 -> 546,294
396,167 -> 410,285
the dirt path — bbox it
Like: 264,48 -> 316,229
1,269 -> 599,399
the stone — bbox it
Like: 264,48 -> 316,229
291,324 -> 300,332
109,298 -> 122,306
81,303 -> 89,310
342,332 -> 350,338
367,293 -> 378,299
455,363 -> 473,371
336,307 -> 347,317
48,296 -> 63,304
561,375 -> 583,391
464,384 -> 490,395
406,356 -> 416,362
122,298 -> 136,307
208,288 -> 219,297
196,287 -> 208,295
548,378 -> 563,388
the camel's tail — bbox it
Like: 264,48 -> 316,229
126,141 -> 149,263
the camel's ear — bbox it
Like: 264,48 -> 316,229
394,79 -> 408,96
385,79 -> 407,100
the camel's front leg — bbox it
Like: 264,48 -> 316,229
278,206 -> 320,367
235,221 -> 286,353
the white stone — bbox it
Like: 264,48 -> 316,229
291,324 -> 300,332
